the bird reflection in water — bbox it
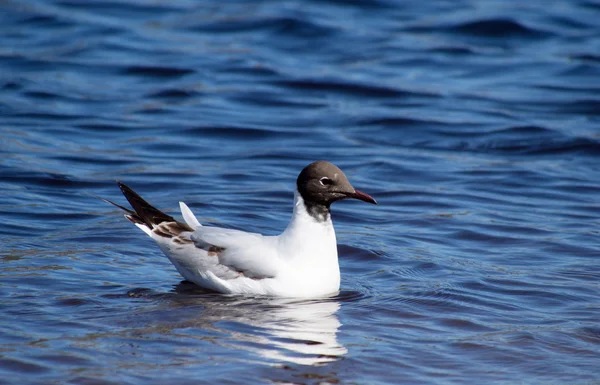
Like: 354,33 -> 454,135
165,281 -> 348,366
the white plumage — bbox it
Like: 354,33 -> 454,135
147,191 -> 339,297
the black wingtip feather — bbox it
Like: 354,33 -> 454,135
92,191 -> 145,225
116,181 -> 176,228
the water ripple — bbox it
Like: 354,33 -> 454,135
1,0 -> 599,384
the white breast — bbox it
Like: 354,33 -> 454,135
269,192 -> 341,297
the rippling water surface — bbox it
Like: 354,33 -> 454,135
1,0 -> 600,384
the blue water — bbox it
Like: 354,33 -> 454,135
1,0 -> 600,384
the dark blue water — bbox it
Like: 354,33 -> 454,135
1,0 -> 600,384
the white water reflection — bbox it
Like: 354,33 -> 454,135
166,283 -> 347,366
237,298 -> 346,365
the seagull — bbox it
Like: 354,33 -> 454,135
103,161 -> 377,297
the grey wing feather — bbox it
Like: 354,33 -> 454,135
190,226 -> 281,279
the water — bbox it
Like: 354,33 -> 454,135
1,0 -> 599,383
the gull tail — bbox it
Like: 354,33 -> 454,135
101,182 -> 193,236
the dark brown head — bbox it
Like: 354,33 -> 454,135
296,161 -> 376,220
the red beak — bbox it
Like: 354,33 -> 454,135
347,189 -> 377,204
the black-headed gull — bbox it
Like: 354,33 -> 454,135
104,161 -> 377,297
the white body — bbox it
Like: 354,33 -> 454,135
136,191 -> 340,298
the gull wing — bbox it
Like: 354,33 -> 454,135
106,183 -> 284,289
190,226 -> 282,279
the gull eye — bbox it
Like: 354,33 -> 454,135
319,177 -> 334,186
